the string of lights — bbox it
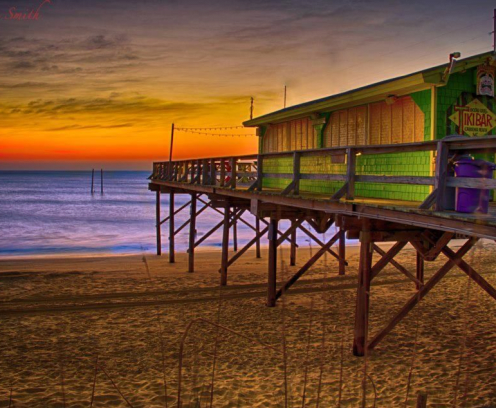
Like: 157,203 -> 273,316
176,128 -> 255,137
175,125 -> 245,131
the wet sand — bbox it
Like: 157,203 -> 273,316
1,242 -> 496,407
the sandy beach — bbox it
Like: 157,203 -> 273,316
1,242 -> 496,407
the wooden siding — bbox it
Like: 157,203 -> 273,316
263,118 -> 317,153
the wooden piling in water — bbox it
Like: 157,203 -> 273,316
100,169 -> 103,194
91,169 -> 94,194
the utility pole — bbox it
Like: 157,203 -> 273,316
168,123 -> 175,179
250,97 -> 254,120
284,85 -> 287,108
493,8 -> 496,54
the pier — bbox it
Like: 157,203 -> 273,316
149,135 -> 496,356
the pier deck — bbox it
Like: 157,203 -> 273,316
149,136 -> 496,355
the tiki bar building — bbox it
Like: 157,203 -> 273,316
150,50 -> 496,356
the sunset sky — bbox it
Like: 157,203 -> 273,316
0,0 -> 495,170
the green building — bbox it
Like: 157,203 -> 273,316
243,51 -> 496,202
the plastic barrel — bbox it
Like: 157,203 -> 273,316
454,158 -> 495,214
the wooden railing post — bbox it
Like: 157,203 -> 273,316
210,158 -> 216,186
230,157 -> 237,188
220,159 -> 226,187
346,148 -> 357,200
196,159 -> 201,184
293,151 -> 301,195
202,159 -> 208,185
257,155 -> 263,191
434,141 -> 449,211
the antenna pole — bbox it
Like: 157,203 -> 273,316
284,85 -> 287,108
493,8 -> 496,54
250,97 -> 254,120
168,123 -> 175,179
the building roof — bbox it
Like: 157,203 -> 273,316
243,50 -> 495,127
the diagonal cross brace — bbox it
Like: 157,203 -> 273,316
298,225 -> 347,265
275,231 -> 341,300
372,244 -> 421,286
368,237 -> 478,351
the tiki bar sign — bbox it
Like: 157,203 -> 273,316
449,99 -> 496,136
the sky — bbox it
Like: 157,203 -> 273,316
0,0 -> 495,170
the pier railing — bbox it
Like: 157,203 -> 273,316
151,135 -> 496,211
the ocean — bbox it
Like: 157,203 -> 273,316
0,171 -> 341,258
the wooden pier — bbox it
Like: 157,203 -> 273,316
149,135 -> 496,356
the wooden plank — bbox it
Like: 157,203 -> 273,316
220,204 -> 230,286
353,222 -> 373,357
290,221 -> 297,266
281,180 -> 296,195
169,192 -> 175,263
419,189 -> 437,209
367,237 -> 478,351
370,241 -> 408,280
356,175 -> 434,185
276,231 -> 340,300
188,194 -> 197,273
434,141 -> 449,211
226,226 -> 269,268
300,173 -> 347,181
263,173 -> 293,179
331,182 -> 348,201
257,155 -> 263,191
156,190 -> 161,256
423,231 -> 454,261
346,148 -> 356,200
338,228 -> 346,275
267,218 -> 278,307
372,244 -> 420,286
298,225 -> 345,264
416,251 -> 424,290
255,217 -> 261,258
447,177 -> 496,189
293,151 -> 301,195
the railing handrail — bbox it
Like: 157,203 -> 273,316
150,135 -> 496,212
152,135 -> 496,166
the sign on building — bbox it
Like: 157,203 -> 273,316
448,98 -> 496,136
477,65 -> 495,97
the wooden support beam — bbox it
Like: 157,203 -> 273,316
220,159 -> 226,187
372,244 -> 421,286
267,218 -> 278,307
194,220 -> 224,248
232,208 -> 238,251
293,151 -> 301,195
370,241 -> 408,280
255,217 -> 261,258
220,203 -> 230,286
156,190 -> 161,256
423,231 -> 454,261
298,225 -> 346,265
257,155 -> 263,192
434,141 -> 449,211
441,244 -> 496,302
281,180 -> 296,196
346,148 -> 356,200
188,194 -> 197,273
210,158 -> 216,186
353,221 -> 373,356
416,251 -> 424,290
259,218 -> 297,247
290,220 -> 297,266
367,237 -> 478,351
331,182 -> 348,201
226,226 -> 269,269
169,191 -> 175,263
230,157 -> 237,189
276,218 -> 304,247
275,231 -> 340,300
339,228 -> 346,275
160,200 -> 191,225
